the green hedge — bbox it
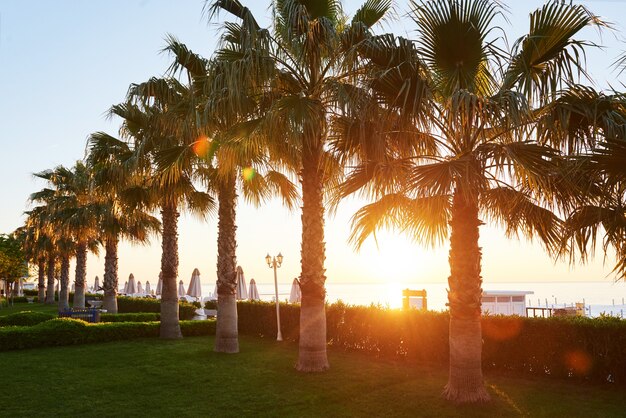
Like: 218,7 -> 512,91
235,301 -> 626,385
100,313 -> 160,322
0,311 -> 56,327
0,318 -> 216,351
117,297 -> 196,320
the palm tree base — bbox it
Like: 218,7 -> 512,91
73,286 -> 86,308
160,299 -> 182,339
102,293 -> 118,314
295,298 -> 329,372
443,318 -> 490,403
214,293 -> 239,353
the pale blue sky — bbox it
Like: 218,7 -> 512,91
1,1 -> 625,291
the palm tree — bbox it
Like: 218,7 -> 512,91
209,0 -> 393,370
161,36 -> 299,352
18,216 -> 52,302
87,132 -> 161,314
29,169 -> 74,310
540,87 -> 626,278
337,0 -> 605,402
111,80 -> 215,339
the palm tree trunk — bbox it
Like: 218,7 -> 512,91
102,237 -> 119,313
73,242 -> 88,308
215,174 -> 239,353
37,258 -> 46,302
45,255 -> 56,304
296,146 -> 329,372
160,200 -> 182,339
58,255 -> 71,312
443,190 -> 490,403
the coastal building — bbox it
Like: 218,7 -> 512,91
481,290 -> 534,316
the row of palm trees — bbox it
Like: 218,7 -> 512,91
15,0 -> 626,404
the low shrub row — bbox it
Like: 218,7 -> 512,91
117,297 -> 196,320
0,318 -> 215,351
0,311 -> 56,327
235,301 -> 626,385
100,313 -> 160,322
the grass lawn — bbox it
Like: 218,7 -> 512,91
0,301 -> 58,316
3,335 -> 625,417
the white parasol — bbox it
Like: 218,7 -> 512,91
235,266 -> 247,300
156,272 -> 162,295
187,268 -> 202,302
137,281 -> 144,294
289,278 -> 301,303
248,278 -> 260,301
145,281 -> 152,295
178,280 -> 186,298
93,276 -> 100,293
127,273 -> 137,295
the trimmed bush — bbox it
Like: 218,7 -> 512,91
0,318 -> 215,351
23,289 -> 39,296
100,313 -> 160,323
235,301 -> 626,385
0,311 -> 56,327
117,297 -> 196,319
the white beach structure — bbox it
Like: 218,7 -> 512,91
481,290 -> 534,316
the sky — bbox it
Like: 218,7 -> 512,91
1,0 -> 626,293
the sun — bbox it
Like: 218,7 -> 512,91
357,229 -> 440,284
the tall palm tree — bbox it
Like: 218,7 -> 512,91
162,36 -> 299,352
87,132 -> 161,314
113,80 -> 215,339
209,0 -> 393,370
337,0 -> 605,402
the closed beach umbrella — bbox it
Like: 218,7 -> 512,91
123,281 -> 128,294
145,281 -> 151,295
187,268 -> 202,301
178,280 -> 186,298
235,266 -> 247,300
213,283 -> 217,299
156,273 -> 162,295
71,282 -> 75,293
137,281 -> 144,294
93,276 -> 100,293
289,278 -> 301,303
248,278 -> 260,301
127,273 -> 137,295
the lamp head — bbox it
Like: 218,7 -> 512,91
276,252 -> 283,267
265,253 -> 271,267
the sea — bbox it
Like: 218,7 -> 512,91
200,280 -> 626,319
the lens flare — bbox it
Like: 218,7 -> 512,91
192,135 -> 211,158
564,349 -> 592,376
242,167 -> 256,182
482,317 -> 523,341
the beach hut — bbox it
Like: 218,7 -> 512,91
235,266 -> 247,300
481,290 -> 534,316
248,278 -> 260,301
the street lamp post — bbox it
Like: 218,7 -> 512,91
265,252 -> 283,341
